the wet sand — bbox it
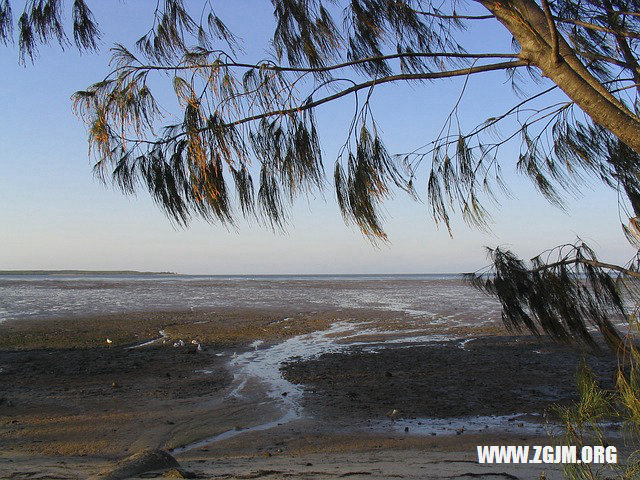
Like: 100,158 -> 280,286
0,308 -> 623,479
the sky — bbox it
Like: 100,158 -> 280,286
0,1 -> 634,275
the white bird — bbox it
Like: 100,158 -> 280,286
159,329 -> 166,337
386,409 -> 399,420
106,338 -> 113,347
191,339 -> 198,345
197,343 -> 203,352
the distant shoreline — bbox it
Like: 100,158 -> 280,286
0,271 -> 464,277
0,270 -> 177,276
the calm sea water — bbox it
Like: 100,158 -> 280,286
0,274 -> 501,323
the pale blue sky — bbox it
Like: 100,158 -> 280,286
0,2 -> 633,274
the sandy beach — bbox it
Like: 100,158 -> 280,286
0,305 -> 627,479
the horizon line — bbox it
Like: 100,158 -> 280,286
0,269 -> 470,276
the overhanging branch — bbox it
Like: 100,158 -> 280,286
126,51 -> 521,75
226,61 -> 529,128
414,10 -> 494,20
122,59 -> 528,146
555,17 -> 640,40
533,258 -> 640,278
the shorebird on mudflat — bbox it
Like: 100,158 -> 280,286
106,338 -> 113,347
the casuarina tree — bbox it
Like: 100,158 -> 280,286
3,0 -> 640,347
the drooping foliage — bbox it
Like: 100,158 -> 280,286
466,133 -> 640,348
0,0 -> 101,63
467,243 -> 631,349
4,0 -> 640,345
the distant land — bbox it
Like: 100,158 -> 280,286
0,270 -> 176,276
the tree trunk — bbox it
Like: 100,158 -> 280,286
476,0 -> 640,155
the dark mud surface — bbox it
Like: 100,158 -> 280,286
282,335 -> 618,420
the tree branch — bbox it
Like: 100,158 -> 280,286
555,17 -> 640,40
477,0 -> 640,155
128,51 -> 520,75
576,49 -> 640,74
414,10 -> 494,20
602,0 -> 640,96
229,61 -> 528,126
533,257 -> 640,278
541,0 -> 560,65
125,60 -> 528,145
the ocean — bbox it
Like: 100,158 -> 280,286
0,273 -> 501,323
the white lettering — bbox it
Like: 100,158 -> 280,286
582,446 -> 593,463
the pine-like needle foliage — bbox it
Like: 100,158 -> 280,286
0,0 -> 101,63
63,0 -> 640,240
552,323 -> 640,479
4,1 -> 640,345
468,243 -> 629,348
69,1 -> 640,344
72,0 -> 479,236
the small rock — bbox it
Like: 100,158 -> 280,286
165,468 -> 197,479
89,449 -> 179,480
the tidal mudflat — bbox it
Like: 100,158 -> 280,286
0,276 -> 625,479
